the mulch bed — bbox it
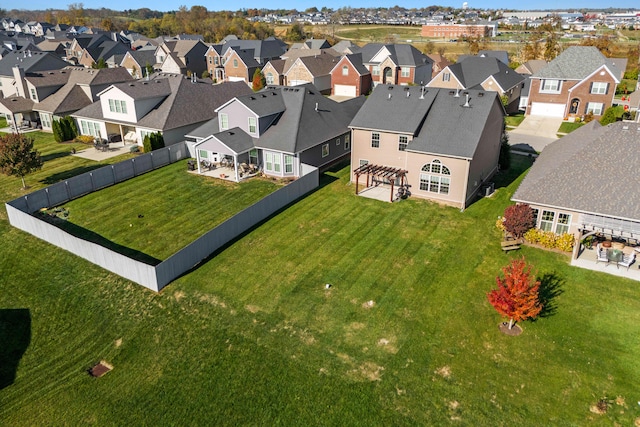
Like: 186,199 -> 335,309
498,322 -> 523,336
88,361 -> 113,377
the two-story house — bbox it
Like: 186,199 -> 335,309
361,43 -> 434,87
154,40 -> 208,77
349,84 -> 504,208
427,55 -> 525,113
71,74 -> 252,146
66,33 -> 131,68
329,53 -> 372,97
191,84 -> 365,181
526,46 -> 627,118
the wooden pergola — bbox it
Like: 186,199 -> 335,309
353,164 -> 408,202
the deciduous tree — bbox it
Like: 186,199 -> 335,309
487,257 -> 542,330
503,203 -> 535,239
0,133 -> 43,188
252,67 -> 266,92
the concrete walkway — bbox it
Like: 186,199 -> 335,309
507,115 -> 563,153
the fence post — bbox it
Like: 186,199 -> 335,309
64,180 -> 71,200
45,188 -> 51,207
111,165 -> 117,183
89,172 -> 95,192
150,151 -> 154,169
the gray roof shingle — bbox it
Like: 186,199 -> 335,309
350,84 -> 502,159
512,121 -> 640,222
532,46 -> 623,81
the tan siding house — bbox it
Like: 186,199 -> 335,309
350,84 -> 504,208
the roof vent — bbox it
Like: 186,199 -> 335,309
406,90 -> 410,98
388,93 -> 392,100
449,90 -> 455,95
622,125 -> 629,130
129,83 -> 135,86
404,87 -> 410,91
463,93 -> 470,108
478,92 -> 484,97
315,102 -> 318,112
454,88 -> 460,97
229,131 -> 234,135
142,81 -> 147,85
250,96 -> 255,100
388,86 -> 393,90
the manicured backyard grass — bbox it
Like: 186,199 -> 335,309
56,162 -> 282,261
1,151 -> 640,425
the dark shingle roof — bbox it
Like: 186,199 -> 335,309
452,56 -> 525,91
350,84 -> 501,159
532,46 -> 622,81
73,77 -> 252,131
0,95 -> 34,113
0,50 -> 68,77
255,84 -> 365,153
513,121 -> 640,222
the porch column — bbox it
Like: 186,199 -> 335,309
572,230 -> 583,260
234,154 -> 239,182
196,149 -> 202,174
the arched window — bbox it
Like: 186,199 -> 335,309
266,72 -> 274,85
342,65 -> 349,76
419,160 -> 451,195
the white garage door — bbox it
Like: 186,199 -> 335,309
334,84 -> 357,97
530,102 -> 565,117
228,76 -> 246,82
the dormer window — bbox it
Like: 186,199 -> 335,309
108,99 -> 127,114
248,117 -> 256,134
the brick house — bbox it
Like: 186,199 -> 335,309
527,46 -> 627,118
329,53 -> 372,97
360,43 -> 433,87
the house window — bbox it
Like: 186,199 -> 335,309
199,149 -> 208,159
419,160 -> 451,194
30,88 -> 36,100
265,152 -> 281,173
284,154 -> 294,173
108,99 -> 127,114
555,213 -> 571,234
540,210 -> 555,232
443,72 -> 450,82
591,82 -> 608,94
345,134 -> 350,150
248,117 -> 257,134
220,113 -> 228,130
586,102 -> 604,115
266,72 -> 274,84
398,135 -> 408,151
249,149 -> 258,165
40,113 -> 51,128
233,59 -> 238,68
540,79 -> 561,93
401,67 -> 410,78
372,65 -> 380,76
371,132 -> 380,148
359,159 -> 369,167
214,57 -> 219,65
531,208 -> 539,227
79,120 -> 101,138
342,65 -> 349,76
336,138 -> 340,146
322,143 -> 329,158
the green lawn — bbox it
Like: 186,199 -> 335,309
505,113 -> 525,128
56,162 -> 281,261
1,144 -> 640,425
558,121 -> 585,134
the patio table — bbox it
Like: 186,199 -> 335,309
607,248 -> 623,267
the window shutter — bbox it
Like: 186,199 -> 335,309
605,83 -> 609,94
589,82 -> 593,93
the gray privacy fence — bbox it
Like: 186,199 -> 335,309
5,144 -> 319,291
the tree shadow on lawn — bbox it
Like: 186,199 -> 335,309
536,272 -> 565,319
40,151 -> 72,163
39,214 -> 161,265
0,308 -> 31,390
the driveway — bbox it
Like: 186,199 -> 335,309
507,115 -> 563,153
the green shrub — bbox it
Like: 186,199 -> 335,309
51,120 -> 63,143
143,135 -> 152,153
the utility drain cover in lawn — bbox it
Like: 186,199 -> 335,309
89,361 -> 113,377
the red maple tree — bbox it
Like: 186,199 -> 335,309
487,257 -> 542,330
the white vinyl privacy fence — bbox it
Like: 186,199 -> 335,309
5,144 -> 319,291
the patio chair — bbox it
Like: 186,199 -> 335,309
595,244 -> 609,265
618,252 -> 635,271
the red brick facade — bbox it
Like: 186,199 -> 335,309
421,24 -> 490,39
330,56 -> 372,96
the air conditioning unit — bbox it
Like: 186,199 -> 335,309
484,182 -> 495,197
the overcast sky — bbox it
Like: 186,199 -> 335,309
13,2 -> 616,13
